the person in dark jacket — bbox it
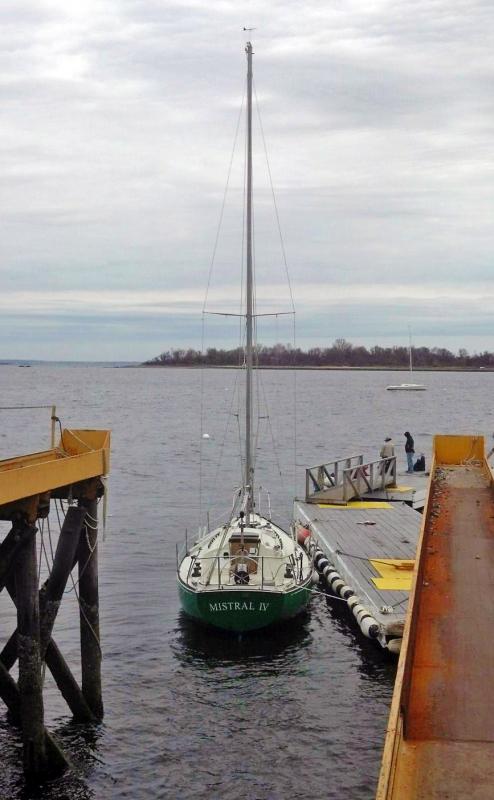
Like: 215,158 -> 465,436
404,431 -> 414,473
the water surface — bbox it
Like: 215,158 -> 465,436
0,365 -> 492,799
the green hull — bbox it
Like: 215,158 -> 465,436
178,580 -> 311,632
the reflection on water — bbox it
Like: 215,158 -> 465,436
324,597 -> 397,683
174,609 -> 312,668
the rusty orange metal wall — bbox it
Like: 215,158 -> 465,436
376,434 -> 494,799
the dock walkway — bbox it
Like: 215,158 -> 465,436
294,499 -> 422,650
377,435 -> 494,799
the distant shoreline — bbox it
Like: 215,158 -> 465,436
1,361 -> 492,373
139,364 -> 494,372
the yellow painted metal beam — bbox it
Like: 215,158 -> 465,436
0,429 -> 110,507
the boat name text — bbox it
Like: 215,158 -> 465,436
209,601 -> 270,612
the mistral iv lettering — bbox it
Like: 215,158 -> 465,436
209,601 -> 270,612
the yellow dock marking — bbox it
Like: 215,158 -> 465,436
388,485 -> 414,493
370,559 -> 415,590
318,501 -> 392,509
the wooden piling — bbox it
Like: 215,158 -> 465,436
0,658 -> 67,772
78,498 -> 103,719
1,633 -> 94,722
0,523 -> 37,592
1,508 -> 96,723
0,425 -> 110,781
40,506 -> 87,653
15,525 -> 48,778
46,640 -> 95,722
0,659 -> 21,723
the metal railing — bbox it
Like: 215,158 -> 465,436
305,454 -> 363,498
305,455 -> 397,503
181,552 -> 308,591
342,457 -> 397,500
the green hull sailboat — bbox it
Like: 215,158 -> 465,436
176,42 -> 314,633
178,514 -> 313,633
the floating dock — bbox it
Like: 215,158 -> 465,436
377,435 -> 494,798
294,500 -> 421,650
295,454 -> 425,650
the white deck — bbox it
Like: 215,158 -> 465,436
179,516 -> 311,591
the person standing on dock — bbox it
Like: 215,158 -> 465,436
380,437 -> 395,460
379,437 -> 395,473
404,431 -> 415,473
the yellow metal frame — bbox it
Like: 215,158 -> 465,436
0,429 -> 110,507
434,433 -> 484,465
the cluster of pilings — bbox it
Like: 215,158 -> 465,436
0,478 -> 104,781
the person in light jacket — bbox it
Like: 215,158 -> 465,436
380,437 -> 395,460
404,431 -> 415,473
380,437 -> 395,474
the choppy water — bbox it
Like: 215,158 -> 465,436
0,365 -> 493,800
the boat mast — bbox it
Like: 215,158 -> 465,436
245,41 -> 254,522
408,326 -> 413,376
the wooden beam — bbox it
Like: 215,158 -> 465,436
0,658 -> 68,775
15,528 -> 49,778
0,522 -> 37,592
0,659 -> 21,723
1,506 -> 87,663
39,506 -> 87,654
45,640 -> 95,723
78,498 -> 103,719
2,557 -> 95,723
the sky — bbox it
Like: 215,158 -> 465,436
1,0 -> 493,361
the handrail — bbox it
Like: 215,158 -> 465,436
342,457 -> 397,501
0,404 -> 57,448
184,553 -> 304,590
305,455 -> 397,502
306,454 -> 363,473
305,454 -> 363,497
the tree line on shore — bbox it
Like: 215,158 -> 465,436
144,339 -> 494,369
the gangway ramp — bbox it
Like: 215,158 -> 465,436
305,455 -> 427,510
377,435 -> 494,799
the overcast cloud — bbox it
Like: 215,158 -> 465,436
1,0 -> 493,360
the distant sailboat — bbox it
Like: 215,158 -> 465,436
386,330 -> 426,391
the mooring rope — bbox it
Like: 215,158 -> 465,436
38,519 -> 52,578
335,548 -> 414,570
307,586 -> 354,603
54,500 -> 102,655
68,571 -> 102,656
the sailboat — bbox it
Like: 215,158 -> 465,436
386,330 -> 426,391
176,42 -> 314,633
